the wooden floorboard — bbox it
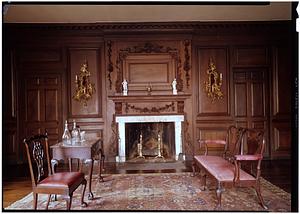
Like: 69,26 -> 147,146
2,159 -> 292,209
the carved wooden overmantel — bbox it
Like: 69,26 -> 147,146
107,41 -> 191,96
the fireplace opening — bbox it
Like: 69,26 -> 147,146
125,122 -> 175,162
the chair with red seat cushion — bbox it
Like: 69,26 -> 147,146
23,133 -> 87,210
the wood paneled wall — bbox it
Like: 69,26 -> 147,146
2,21 -> 294,166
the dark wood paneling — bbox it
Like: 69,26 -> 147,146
2,21 -> 293,166
233,47 -> 269,66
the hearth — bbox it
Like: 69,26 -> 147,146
115,115 -> 184,162
125,122 -> 175,161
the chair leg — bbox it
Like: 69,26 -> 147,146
215,181 -> 223,210
255,180 -> 268,209
192,160 -> 197,176
81,179 -> 88,207
200,172 -> 207,191
46,194 -> 51,210
65,193 -> 73,210
33,193 -> 38,210
98,156 -> 104,182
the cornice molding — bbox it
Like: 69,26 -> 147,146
4,21 -> 292,32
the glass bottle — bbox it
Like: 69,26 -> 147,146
62,120 -> 71,144
71,120 -> 80,143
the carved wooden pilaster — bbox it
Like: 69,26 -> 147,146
108,116 -> 118,156
183,117 -> 193,157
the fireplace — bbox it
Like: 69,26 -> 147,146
115,115 -> 185,162
125,122 -> 175,161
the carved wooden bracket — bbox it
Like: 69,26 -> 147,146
177,101 -> 185,114
115,102 -> 122,114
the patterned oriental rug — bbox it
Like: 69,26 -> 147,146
5,172 -> 291,211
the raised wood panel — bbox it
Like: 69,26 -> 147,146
197,48 -> 229,116
18,49 -> 61,63
4,130 -> 17,157
124,54 -> 175,92
233,47 -> 268,66
251,83 -> 264,117
272,123 -> 291,158
3,50 -> 17,119
26,89 -> 41,122
69,48 -> 102,117
45,89 -> 58,121
233,68 -> 267,118
44,77 -> 58,85
16,48 -> 64,71
272,46 -> 292,117
234,83 -> 247,117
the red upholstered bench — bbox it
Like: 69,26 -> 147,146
192,126 -> 268,210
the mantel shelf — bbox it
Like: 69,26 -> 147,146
108,93 -> 191,102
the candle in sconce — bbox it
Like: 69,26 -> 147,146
220,73 -> 222,81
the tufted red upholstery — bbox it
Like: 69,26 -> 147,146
38,172 -> 85,188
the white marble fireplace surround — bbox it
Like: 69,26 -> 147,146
115,115 -> 185,162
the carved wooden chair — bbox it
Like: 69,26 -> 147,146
23,133 -> 88,210
192,126 -> 268,210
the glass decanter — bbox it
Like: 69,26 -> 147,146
71,120 -> 80,143
62,120 -> 71,144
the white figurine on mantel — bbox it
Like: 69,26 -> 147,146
172,78 -> 177,95
122,79 -> 128,96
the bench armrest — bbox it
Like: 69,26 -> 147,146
198,139 -> 226,155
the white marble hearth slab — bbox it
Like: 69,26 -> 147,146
115,115 -> 184,162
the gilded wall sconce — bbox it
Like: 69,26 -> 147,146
204,58 -> 223,102
73,60 -> 96,106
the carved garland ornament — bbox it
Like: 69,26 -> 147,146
183,40 -> 191,88
125,102 -> 175,114
107,41 -> 113,90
